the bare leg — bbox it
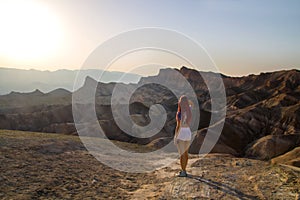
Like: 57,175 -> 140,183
180,150 -> 188,171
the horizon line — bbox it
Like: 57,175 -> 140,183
0,65 -> 298,78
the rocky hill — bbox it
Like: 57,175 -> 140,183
0,66 -> 299,168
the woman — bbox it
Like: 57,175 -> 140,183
174,95 -> 192,177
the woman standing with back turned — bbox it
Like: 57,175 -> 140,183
174,95 -> 192,177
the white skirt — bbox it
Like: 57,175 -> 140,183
177,127 -> 192,141
176,140 -> 190,155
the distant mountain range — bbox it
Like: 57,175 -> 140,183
0,67 -> 141,94
0,66 -> 299,168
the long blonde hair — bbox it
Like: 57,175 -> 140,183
177,95 -> 192,125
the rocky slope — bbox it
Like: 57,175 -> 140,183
0,66 -> 299,167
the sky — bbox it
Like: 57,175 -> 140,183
0,0 -> 299,76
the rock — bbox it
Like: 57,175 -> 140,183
189,126 -> 239,156
246,135 -> 300,160
0,114 -> 11,129
271,147 -> 300,167
42,123 -> 77,135
98,120 -> 131,142
147,137 -> 173,149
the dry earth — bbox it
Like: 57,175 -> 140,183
1,130 -> 299,200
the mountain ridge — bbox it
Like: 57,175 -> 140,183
0,67 -> 142,95
0,66 -> 299,168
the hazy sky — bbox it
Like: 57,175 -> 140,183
0,0 -> 299,76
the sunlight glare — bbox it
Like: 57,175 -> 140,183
0,0 -> 64,62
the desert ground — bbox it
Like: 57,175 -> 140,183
1,130 -> 299,200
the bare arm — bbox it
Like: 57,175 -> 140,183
174,119 -> 181,145
187,111 -> 192,127
175,120 -> 181,138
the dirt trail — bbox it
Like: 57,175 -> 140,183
131,154 -> 300,199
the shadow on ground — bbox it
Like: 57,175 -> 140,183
187,174 -> 258,200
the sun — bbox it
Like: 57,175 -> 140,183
0,0 -> 64,62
